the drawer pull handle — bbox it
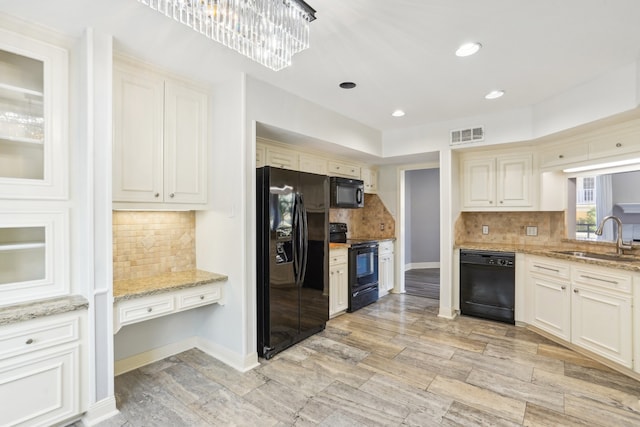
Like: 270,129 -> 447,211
561,285 -> 566,290
579,275 -> 618,285
574,289 -> 579,293
558,154 -> 564,159
25,338 -> 34,345
200,295 -> 205,300
169,193 -> 175,198
154,193 -> 160,198
147,307 -> 153,313
533,265 -> 560,273
616,143 -> 622,148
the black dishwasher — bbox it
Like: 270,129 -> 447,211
460,250 -> 515,324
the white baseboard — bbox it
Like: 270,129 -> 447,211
114,335 -> 259,376
438,307 -> 458,320
404,262 -> 440,271
196,336 -> 260,372
114,336 -> 198,376
81,396 -> 119,426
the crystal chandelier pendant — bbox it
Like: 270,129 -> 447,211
138,0 -> 316,71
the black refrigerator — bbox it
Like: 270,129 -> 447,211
256,166 -> 329,359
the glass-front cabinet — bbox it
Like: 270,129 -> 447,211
0,211 -> 68,306
0,29 -> 67,199
0,29 -> 69,305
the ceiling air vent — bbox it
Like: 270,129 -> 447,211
450,126 -> 484,146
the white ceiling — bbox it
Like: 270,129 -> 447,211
2,0 -> 640,136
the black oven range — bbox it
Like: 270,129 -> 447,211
329,223 -> 379,312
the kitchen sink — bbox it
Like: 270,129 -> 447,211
551,250 -> 635,262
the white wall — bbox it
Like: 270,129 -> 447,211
533,62 -> 639,138
245,77 -> 382,156
195,74 -> 254,370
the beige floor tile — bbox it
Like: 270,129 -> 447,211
466,368 -> 564,413
523,402 -> 591,426
564,394 -> 640,426
428,375 -> 527,423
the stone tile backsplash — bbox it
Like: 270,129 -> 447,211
113,211 -> 196,281
330,194 -> 396,239
455,211 -> 566,247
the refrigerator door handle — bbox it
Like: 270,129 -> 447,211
292,193 -> 300,283
299,194 -> 309,284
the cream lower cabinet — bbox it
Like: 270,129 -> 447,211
378,240 -> 394,297
527,257 -> 571,341
329,248 -> 348,318
526,256 -> 634,369
571,265 -> 633,368
0,311 -> 85,427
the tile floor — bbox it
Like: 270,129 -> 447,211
98,294 -> 640,426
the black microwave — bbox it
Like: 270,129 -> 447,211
330,177 -> 364,208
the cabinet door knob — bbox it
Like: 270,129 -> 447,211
561,285 -> 566,290
25,338 -> 34,345
169,193 -> 175,198
489,201 -> 493,204
147,307 -> 153,312
573,289 -> 579,294
154,193 -> 160,198
500,201 -> 504,204
200,295 -> 205,300
558,154 -> 564,159
616,142 -> 622,148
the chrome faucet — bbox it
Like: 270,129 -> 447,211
595,215 -> 633,255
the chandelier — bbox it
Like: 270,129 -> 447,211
138,0 -> 316,71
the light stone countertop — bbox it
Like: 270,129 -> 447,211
456,242 -> 640,272
113,269 -> 228,302
0,295 -> 89,326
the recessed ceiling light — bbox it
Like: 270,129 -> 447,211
455,42 -> 482,57
339,82 -> 356,89
392,110 -> 405,117
485,90 -> 505,100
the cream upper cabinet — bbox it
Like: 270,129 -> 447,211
328,160 -> 360,178
113,60 -> 208,205
264,145 -> 298,170
361,167 -> 378,194
255,143 -> 266,168
462,157 -> 495,208
462,153 -> 533,210
538,143 -> 589,169
0,29 -> 68,199
299,153 -> 327,175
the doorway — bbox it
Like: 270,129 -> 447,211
403,167 -> 440,300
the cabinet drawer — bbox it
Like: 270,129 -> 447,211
329,250 -> 348,265
328,161 -> 360,178
572,266 -> 632,293
177,284 -> 222,310
379,241 -> 394,255
528,257 -> 570,279
116,294 -> 175,326
0,315 -> 79,361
